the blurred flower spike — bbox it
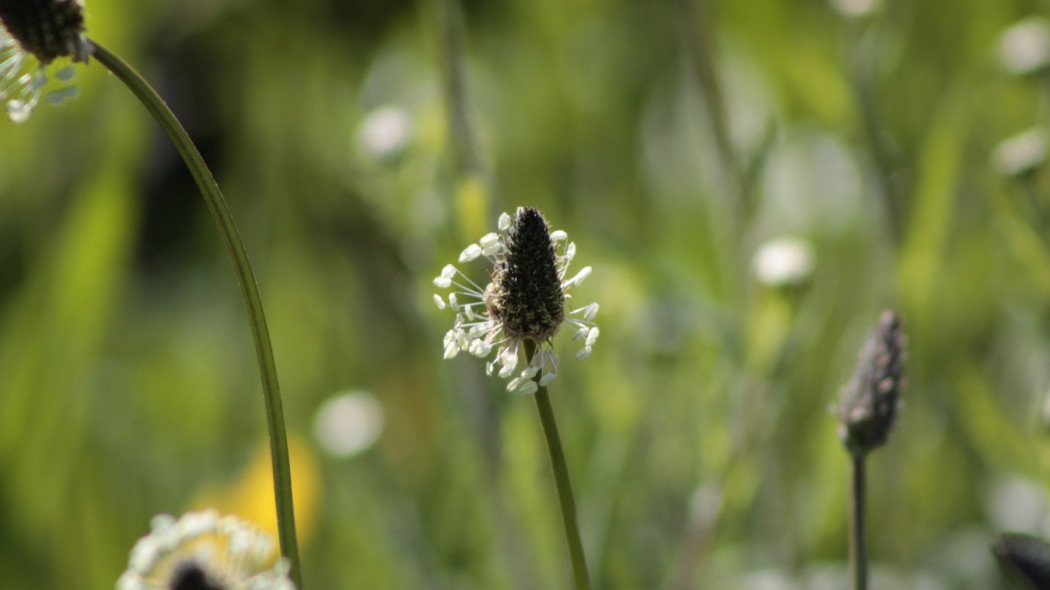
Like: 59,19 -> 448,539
837,311 -> 906,457
117,510 -> 296,590
434,207 -> 599,394
0,0 -> 91,123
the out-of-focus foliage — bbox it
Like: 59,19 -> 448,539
1,0 -> 1049,588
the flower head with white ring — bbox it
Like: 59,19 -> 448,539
434,207 -> 599,394
116,510 -> 296,590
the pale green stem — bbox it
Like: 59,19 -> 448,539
849,452 -> 868,590
523,340 -> 592,590
89,40 -> 303,588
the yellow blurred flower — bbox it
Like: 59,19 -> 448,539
190,434 -> 321,555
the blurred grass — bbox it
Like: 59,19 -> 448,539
1,0 -> 1050,588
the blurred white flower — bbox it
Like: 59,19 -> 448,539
116,510 -> 295,590
999,17 -> 1050,75
752,238 -> 815,287
356,105 -> 413,160
986,476 -> 1047,535
313,391 -> 385,458
829,0 -> 881,19
994,128 -> 1047,177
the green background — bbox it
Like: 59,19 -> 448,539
1,0 -> 1048,588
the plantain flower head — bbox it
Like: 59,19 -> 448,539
434,207 -> 599,394
837,311 -> 906,457
0,0 -> 91,122
116,510 -> 296,590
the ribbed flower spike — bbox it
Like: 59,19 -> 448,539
0,0 -> 90,122
837,311 -> 906,457
116,510 -> 297,590
434,207 -> 599,394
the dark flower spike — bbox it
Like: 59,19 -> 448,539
0,0 -> 90,122
838,311 -> 906,457
993,533 -> 1050,589
434,207 -> 599,393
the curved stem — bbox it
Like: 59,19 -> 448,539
849,453 -> 868,590
523,341 -> 591,590
89,41 -> 303,587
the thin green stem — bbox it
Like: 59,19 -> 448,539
675,0 -> 751,217
523,340 -> 591,590
849,453 -> 868,590
89,41 -> 303,588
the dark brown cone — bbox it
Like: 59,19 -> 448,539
0,0 -> 88,64
487,207 -> 565,341
838,311 -> 906,456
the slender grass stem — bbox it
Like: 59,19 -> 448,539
675,0 -> 751,216
89,40 -> 303,588
523,340 -> 591,590
849,453 -> 868,590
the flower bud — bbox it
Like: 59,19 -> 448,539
837,311 -> 906,457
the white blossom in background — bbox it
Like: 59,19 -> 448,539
999,17 -> 1050,75
313,390 -> 385,458
752,237 -> 815,287
994,128 -> 1047,177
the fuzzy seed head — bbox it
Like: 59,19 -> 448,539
837,311 -> 906,457
0,0 -> 88,64
485,207 -> 565,342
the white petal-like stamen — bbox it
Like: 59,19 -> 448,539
581,303 -> 599,320
586,327 -> 600,347
498,349 -> 519,378
550,230 -> 568,242
444,341 -> 460,359
516,381 -> 539,395
564,266 -> 592,288
433,294 -> 446,310
469,340 -> 492,357
459,244 -> 482,262
498,212 -> 512,230
434,264 -> 457,287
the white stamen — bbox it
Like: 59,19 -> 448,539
550,230 -> 568,242
433,294 -> 446,310
480,232 -> 501,256
586,327 -> 600,347
469,340 -> 492,357
459,244 -> 482,262
444,341 -> 460,359
582,303 -> 599,320
498,212 -> 512,230
516,381 -> 539,395
564,266 -> 592,288
433,264 -> 457,287
576,347 -> 592,360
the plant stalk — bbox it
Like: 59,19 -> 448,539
849,452 -> 868,590
524,340 -> 591,590
89,40 -> 303,588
